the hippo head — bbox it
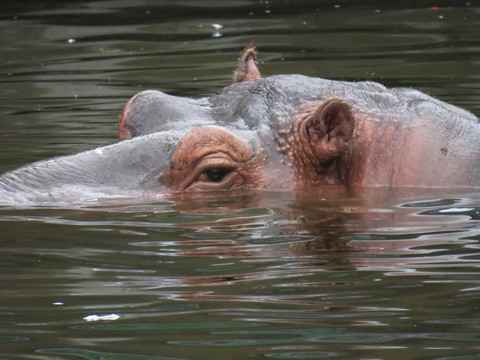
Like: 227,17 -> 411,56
1,45 -> 478,205
119,46 -> 360,192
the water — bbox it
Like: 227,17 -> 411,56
1,1 -> 480,359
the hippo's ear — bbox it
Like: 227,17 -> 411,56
303,97 -> 355,165
235,43 -> 262,83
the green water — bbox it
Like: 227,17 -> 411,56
1,1 -> 480,359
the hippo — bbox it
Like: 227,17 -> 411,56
0,45 -> 479,205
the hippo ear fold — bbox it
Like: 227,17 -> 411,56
235,43 -> 262,83
303,97 -> 355,165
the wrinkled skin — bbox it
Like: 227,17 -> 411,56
1,46 -> 479,205
119,46 -> 480,190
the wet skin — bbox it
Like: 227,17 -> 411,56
1,46 -> 479,204
120,46 -> 480,190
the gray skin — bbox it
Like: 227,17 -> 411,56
0,133 -> 176,206
120,74 -> 480,188
1,48 -> 479,205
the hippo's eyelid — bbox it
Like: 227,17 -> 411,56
188,165 -> 238,190
176,155 -> 237,190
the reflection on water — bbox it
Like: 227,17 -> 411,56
2,189 -> 480,359
1,0 -> 480,359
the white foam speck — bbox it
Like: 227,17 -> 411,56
83,313 -> 120,322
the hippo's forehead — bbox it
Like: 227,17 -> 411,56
124,76 -> 329,139
123,91 -> 270,147
123,74 -> 431,142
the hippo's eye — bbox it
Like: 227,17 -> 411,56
187,163 -> 238,190
204,168 -> 230,182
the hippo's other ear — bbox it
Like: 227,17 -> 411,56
235,43 -> 262,83
303,97 -> 355,165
